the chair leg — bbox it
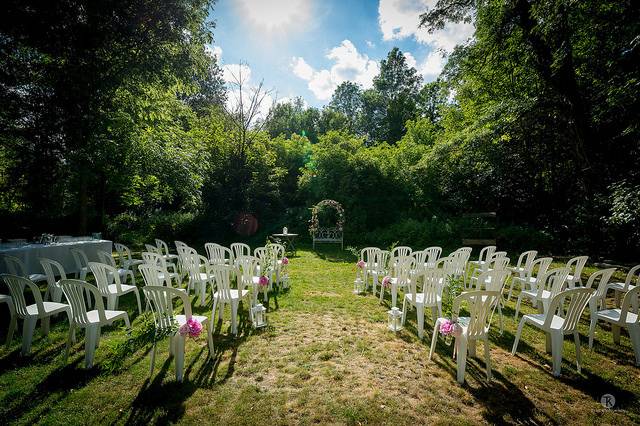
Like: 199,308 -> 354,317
231,301 -> 238,335
429,319 -> 441,360
456,335 -> 468,384
588,315 -> 598,349
573,331 -> 582,373
391,283 -> 397,308
41,316 -> 50,336
401,298 -> 408,325
551,331 -> 564,377
498,303 -> 504,335
206,322 -> 214,360
134,289 -> 142,315
21,317 -> 38,355
628,324 -> 640,366
511,317 -> 526,355
514,295 -> 523,322
85,326 -> 98,368
417,305 -> 424,340
484,336 -> 492,380
175,335 -> 185,382
199,282 -> 206,307
149,341 -> 157,378
612,324 -> 621,345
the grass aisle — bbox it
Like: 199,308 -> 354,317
1,248 -> 639,424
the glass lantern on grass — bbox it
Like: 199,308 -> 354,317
252,304 -> 267,328
353,277 -> 366,294
281,273 -> 290,290
387,307 -> 403,332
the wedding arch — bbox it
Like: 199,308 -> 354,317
309,199 -> 344,250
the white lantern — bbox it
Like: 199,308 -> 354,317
353,277 -> 366,294
281,274 -> 290,290
252,304 -> 267,328
387,307 -> 403,332
283,227 -> 288,235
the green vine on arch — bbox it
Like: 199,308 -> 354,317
309,199 -> 345,236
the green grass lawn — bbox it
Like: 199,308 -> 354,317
1,247 -> 639,425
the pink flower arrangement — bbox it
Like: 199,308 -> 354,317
282,257 -> 289,265
439,319 -> 461,337
356,260 -> 365,269
258,275 -> 269,287
382,276 -> 392,288
179,318 -> 203,338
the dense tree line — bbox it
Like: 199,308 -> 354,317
0,1 -> 638,260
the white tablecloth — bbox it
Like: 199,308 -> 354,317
0,240 -> 113,275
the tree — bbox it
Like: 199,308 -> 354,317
329,82 -> 363,133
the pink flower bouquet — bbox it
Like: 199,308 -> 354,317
382,276 -> 392,288
439,319 -> 461,337
282,257 -> 289,265
179,318 -> 203,338
258,275 -> 269,287
356,260 -> 365,269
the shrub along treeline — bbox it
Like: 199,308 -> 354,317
1,1 -> 638,260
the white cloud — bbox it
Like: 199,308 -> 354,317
237,0 -> 313,34
291,57 -> 314,81
366,40 -> 376,48
418,51 -> 445,80
205,45 -> 223,60
403,52 -> 418,70
378,0 -> 474,53
290,40 -> 379,101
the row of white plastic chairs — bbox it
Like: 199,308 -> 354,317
357,245 -> 640,383
0,240 -> 290,382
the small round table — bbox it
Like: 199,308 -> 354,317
271,233 -> 298,256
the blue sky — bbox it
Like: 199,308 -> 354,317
208,0 -> 473,108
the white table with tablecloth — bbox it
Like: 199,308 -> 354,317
0,240 -> 113,275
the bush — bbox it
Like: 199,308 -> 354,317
106,211 -> 197,247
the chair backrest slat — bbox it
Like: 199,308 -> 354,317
1,274 -> 45,317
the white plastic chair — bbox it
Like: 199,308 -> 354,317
205,243 -> 232,265
391,246 -> 412,259
60,279 -> 130,368
411,250 -> 429,277
183,248 -> 214,306
380,255 -> 415,308
429,290 -> 501,383
474,269 -> 511,334
97,250 -> 136,286
510,257 -> 553,303
231,243 -> 251,262
514,267 -> 570,322
450,249 -> 471,287
39,257 -> 66,303
588,286 -> 640,364
423,246 -> 442,268
361,247 -> 380,291
565,256 -> 588,288
371,249 -> 390,296
235,255 -> 266,303
2,255 -> 47,283
88,262 -> 142,314
607,264 -> 639,307
143,285 -> 214,382
141,251 -> 181,287
1,294 -> 16,348
512,287 -> 595,376
506,250 -> 538,301
1,274 -> 71,355
155,239 -> 179,263
144,244 -> 160,255
69,248 -> 90,281
402,268 -> 444,339
470,254 -> 509,286
210,264 -> 251,335
469,245 -> 496,278
268,243 -> 286,285
114,243 -> 144,272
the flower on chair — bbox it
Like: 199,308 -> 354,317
282,257 -> 289,265
179,318 -> 203,338
258,275 -> 269,287
439,319 -> 461,337
356,260 -> 365,269
382,276 -> 392,288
